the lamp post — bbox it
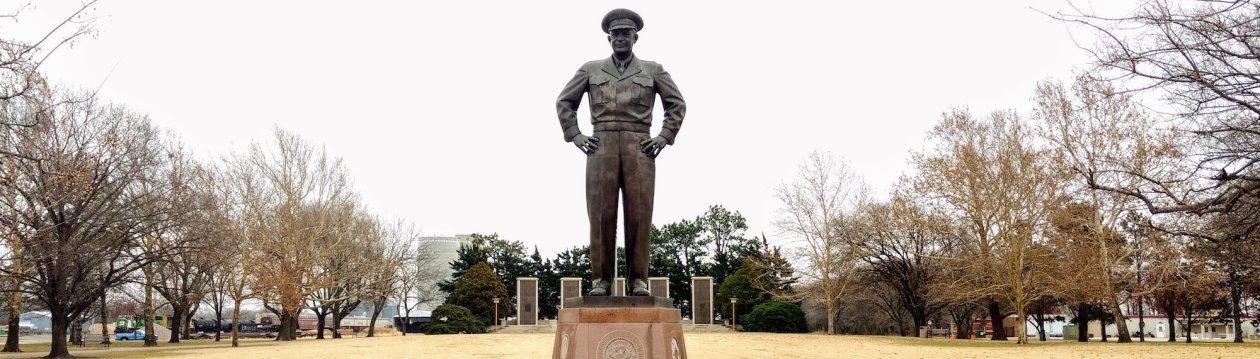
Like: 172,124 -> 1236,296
730,298 -> 738,332
492,297 -> 500,333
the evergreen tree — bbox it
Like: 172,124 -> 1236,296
446,262 -> 510,326
716,259 -> 774,322
531,246 -> 561,319
697,205 -> 759,288
552,246 -> 593,296
652,222 -> 705,318
438,233 -> 530,303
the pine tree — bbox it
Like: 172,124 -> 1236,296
446,262 -> 510,326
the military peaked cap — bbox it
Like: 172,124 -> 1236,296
601,8 -> 643,33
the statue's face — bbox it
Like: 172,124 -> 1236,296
607,28 -> 638,56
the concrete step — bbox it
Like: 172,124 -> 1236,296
683,324 -> 734,333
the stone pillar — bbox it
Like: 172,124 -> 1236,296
613,277 -> 626,297
560,277 -> 582,309
691,277 -> 713,325
517,277 -> 538,326
649,277 -> 669,298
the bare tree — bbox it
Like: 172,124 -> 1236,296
232,127 -> 357,341
0,1 -> 97,105
1033,75 -> 1180,343
394,229 -> 443,336
361,219 -> 409,337
0,88 -> 175,358
209,159 -> 257,348
910,109 -> 1062,343
307,209 -> 375,339
856,197 -> 950,336
774,150 -> 868,334
138,144 -> 219,344
1054,1 -> 1260,218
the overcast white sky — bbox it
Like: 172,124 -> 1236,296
8,1 -> 1137,257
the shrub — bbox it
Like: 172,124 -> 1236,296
423,304 -> 487,335
421,323 -> 456,335
739,301 -> 808,333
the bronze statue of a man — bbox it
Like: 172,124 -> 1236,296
556,8 -> 686,296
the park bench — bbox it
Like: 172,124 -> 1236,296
928,329 -> 951,338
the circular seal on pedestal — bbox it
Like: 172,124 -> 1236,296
560,334 -> 570,359
597,330 -> 645,359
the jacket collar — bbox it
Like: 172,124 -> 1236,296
601,54 -> 642,80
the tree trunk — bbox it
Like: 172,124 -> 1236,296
230,298 -> 242,347
144,274 -> 157,347
1078,317 -> 1088,342
72,317 -> 83,347
896,316 -> 906,337
1109,298 -> 1131,343
1231,276 -> 1244,343
1015,305 -> 1028,344
987,301 -> 1007,341
1182,305 -> 1193,344
168,304 -> 185,343
3,173 -> 21,353
951,312 -> 972,340
911,307 -> 926,338
277,310 -> 296,341
100,288 -> 110,345
400,300 -> 408,336
1137,295 -> 1145,342
214,306 -> 223,342
183,307 -> 195,339
330,300 -> 357,339
2,288 -> 19,352
291,315 -> 300,339
1035,313 -> 1047,341
315,311 -> 327,339
825,298 -> 836,335
1165,310 -> 1176,342
332,318 -> 342,339
367,300 -> 384,337
49,310 -> 70,359
2,273 -> 20,352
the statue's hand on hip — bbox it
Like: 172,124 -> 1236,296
573,134 -> 600,155
640,135 -> 667,159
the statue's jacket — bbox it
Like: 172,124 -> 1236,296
557,56 -> 686,145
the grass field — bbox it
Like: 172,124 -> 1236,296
2,333 -> 1259,358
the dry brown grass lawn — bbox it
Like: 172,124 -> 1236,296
6,333 -> 1260,358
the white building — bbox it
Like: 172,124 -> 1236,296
413,235 -> 473,313
1024,311 -> 1260,341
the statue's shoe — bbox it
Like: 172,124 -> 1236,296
630,279 -> 650,296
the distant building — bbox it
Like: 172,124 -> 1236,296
19,311 -> 51,333
414,234 -> 472,313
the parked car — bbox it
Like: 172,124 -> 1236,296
115,329 -> 157,341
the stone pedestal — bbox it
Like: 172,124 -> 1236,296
554,296 -> 687,359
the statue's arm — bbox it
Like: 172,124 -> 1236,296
557,67 -> 589,142
654,65 -> 686,145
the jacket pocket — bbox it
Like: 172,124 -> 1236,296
630,76 -> 655,107
588,76 -> 612,104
